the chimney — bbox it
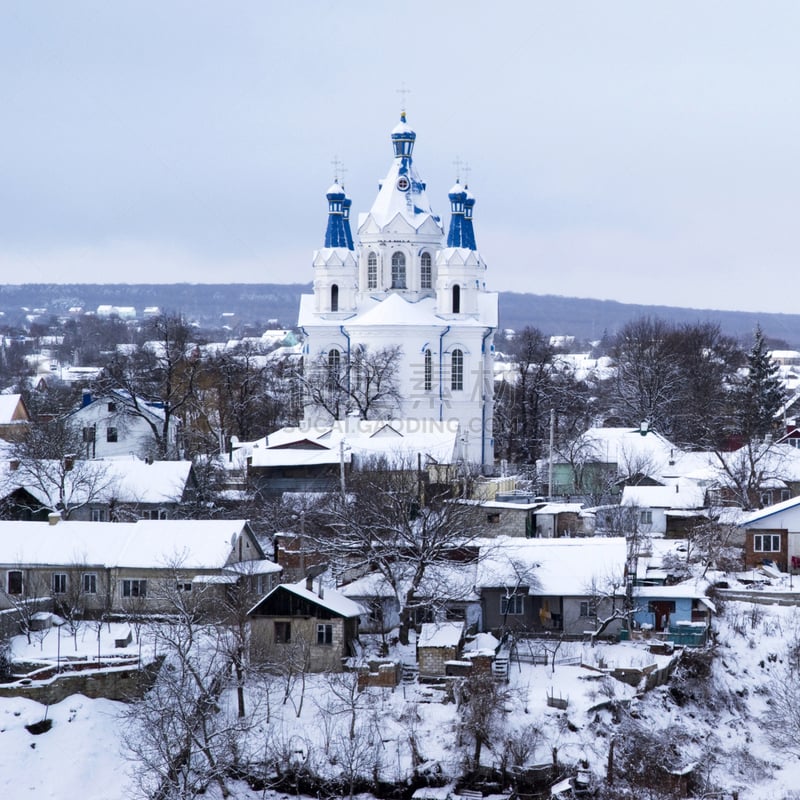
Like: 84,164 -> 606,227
81,389 -> 92,408
9,459 -> 19,471
64,454 -> 75,471
305,574 -> 314,592
48,512 -> 60,525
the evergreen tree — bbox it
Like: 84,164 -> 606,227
736,324 -> 785,440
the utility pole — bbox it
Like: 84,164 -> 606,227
548,408 -> 555,500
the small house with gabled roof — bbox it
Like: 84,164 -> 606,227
739,495 -> 800,572
248,574 -> 363,672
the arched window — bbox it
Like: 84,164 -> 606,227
331,284 -> 339,312
367,252 -> 378,289
391,252 -> 406,289
451,348 -> 463,391
424,349 -> 432,392
452,284 -> 461,314
420,252 -> 432,289
327,349 -> 340,391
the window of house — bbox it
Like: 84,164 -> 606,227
420,252 -> 432,289
82,573 -> 97,594
317,623 -> 333,645
91,508 -> 107,522
108,402 -> 117,412
424,349 -> 432,392
367,252 -> 378,289
451,349 -> 464,391
367,601 -> 383,624
452,284 -> 461,313
256,574 -> 272,596
781,489 -> 792,502
52,573 -> 67,594
487,512 -> 501,524
106,426 -> 118,443
274,621 -> 291,643
579,600 -> 598,618
501,594 -> 524,615
754,534 -> 781,552
331,283 -> 339,312
391,252 -> 406,289
176,581 -> 193,592
122,579 -> 147,598
7,570 -> 22,595
640,510 -> 653,525
446,606 -> 466,621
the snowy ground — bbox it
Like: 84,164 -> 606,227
2,608 -> 800,799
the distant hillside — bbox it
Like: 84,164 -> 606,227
2,283 -> 799,346
498,292 -> 800,346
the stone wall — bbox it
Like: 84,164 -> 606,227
0,657 -> 163,705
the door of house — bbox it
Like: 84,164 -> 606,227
649,601 -> 675,631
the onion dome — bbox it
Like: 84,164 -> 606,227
323,180 -> 353,250
446,180 -> 477,250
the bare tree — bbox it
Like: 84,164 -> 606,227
455,671 -> 513,769
120,574 -> 241,800
8,419 -> 115,519
298,345 -> 403,422
97,313 -> 200,460
312,459 -> 484,644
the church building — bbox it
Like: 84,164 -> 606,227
298,114 -> 498,471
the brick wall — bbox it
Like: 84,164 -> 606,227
744,528 -> 787,571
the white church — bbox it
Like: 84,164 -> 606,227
298,113 -> 498,471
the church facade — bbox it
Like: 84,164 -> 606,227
298,114 -> 498,470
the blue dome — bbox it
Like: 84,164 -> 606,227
323,181 -> 353,250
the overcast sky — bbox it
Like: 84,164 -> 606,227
2,2 -> 799,314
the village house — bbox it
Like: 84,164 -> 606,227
738,494 -> 800,572
477,494 -> 590,538
247,572 -> 362,672
0,518 -> 277,616
234,418 -> 461,497
0,457 -> 196,521
475,537 -> 628,639
548,425 -> 683,499
0,394 -> 29,441
620,482 -> 708,537
68,389 -> 181,460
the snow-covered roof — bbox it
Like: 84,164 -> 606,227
0,518 -> 258,570
225,559 -> 283,576
255,577 -> 363,618
242,419 -> 461,470
740,493 -> 800,527
567,426 -> 682,478
635,580 -> 711,600
0,394 -> 27,425
475,537 -> 627,596
0,457 -> 192,507
621,483 -> 706,510
418,621 -> 464,648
